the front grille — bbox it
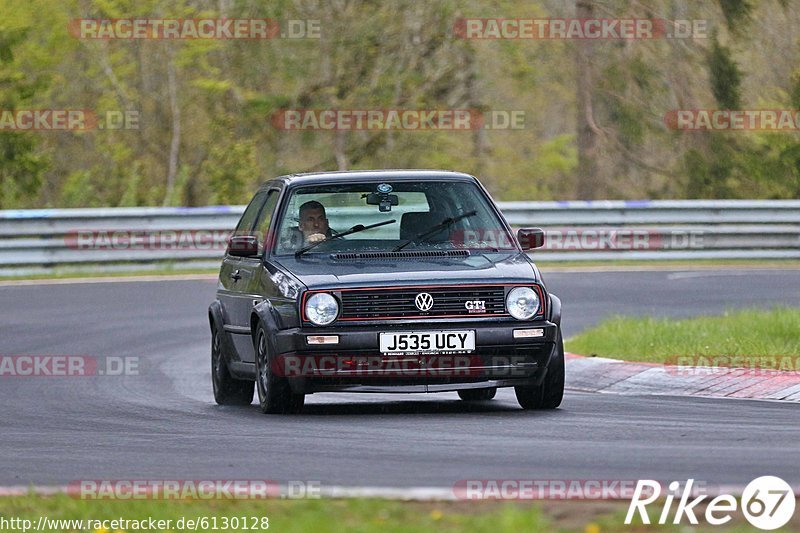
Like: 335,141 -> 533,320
337,285 -> 507,320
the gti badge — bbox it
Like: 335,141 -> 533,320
465,300 -> 486,313
415,292 -> 434,312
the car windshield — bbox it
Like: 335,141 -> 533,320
272,180 -> 516,255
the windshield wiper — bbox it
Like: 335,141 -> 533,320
295,219 -> 396,257
392,210 -> 477,252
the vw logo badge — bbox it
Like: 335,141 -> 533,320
415,292 -> 434,312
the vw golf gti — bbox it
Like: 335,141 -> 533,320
209,170 -> 564,414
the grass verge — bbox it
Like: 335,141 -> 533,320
4,494 -> 797,532
0,495 -> 547,533
565,307 -> 800,363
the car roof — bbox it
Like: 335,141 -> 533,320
266,169 -> 478,188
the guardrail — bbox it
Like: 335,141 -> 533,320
0,200 -> 798,274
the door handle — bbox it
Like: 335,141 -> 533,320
230,269 -> 242,282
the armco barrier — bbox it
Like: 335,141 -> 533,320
0,200 -> 798,274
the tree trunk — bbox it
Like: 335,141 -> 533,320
334,130 -> 348,170
163,47 -> 181,206
575,0 -> 600,200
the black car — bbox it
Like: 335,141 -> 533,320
209,170 -> 563,414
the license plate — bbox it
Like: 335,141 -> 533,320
379,331 -> 475,355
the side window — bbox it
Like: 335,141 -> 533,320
234,190 -> 268,235
253,190 -> 281,254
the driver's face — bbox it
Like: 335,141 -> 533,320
299,208 -> 328,236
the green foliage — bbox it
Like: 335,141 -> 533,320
685,131 -> 800,200
60,170 -> 99,207
685,135 -> 733,198
707,34 -> 742,110
790,70 -> 800,108
201,139 -> 260,206
494,134 -> 577,200
717,0 -> 753,31
0,4 -> 51,208
0,133 -> 47,208
1,0 -> 799,207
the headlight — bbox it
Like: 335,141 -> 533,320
305,293 -> 339,325
506,287 -> 540,320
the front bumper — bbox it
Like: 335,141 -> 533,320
272,320 -> 560,393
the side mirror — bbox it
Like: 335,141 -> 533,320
228,235 -> 259,257
517,228 -> 545,250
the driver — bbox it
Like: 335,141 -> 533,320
298,200 -> 332,245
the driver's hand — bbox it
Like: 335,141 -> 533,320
305,233 -> 327,244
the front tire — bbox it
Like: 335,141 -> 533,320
515,332 -> 565,410
211,325 -> 254,405
458,388 -> 497,401
255,325 -> 305,414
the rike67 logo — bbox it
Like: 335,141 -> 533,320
626,477 -> 795,530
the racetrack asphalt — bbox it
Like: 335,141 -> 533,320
1,269 -> 799,488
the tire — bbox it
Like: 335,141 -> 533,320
457,388 -> 497,401
515,332 -> 565,410
211,325 -> 254,405
255,325 -> 305,414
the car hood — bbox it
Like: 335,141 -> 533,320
273,252 -> 538,290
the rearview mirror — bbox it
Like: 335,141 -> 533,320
365,193 -> 399,206
517,228 -> 545,251
228,235 -> 259,257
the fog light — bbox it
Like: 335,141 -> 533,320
306,335 -> 339,345
513,328 -> 544,339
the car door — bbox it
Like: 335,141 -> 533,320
233,187 -> 283,356
218,189 -> 269,363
